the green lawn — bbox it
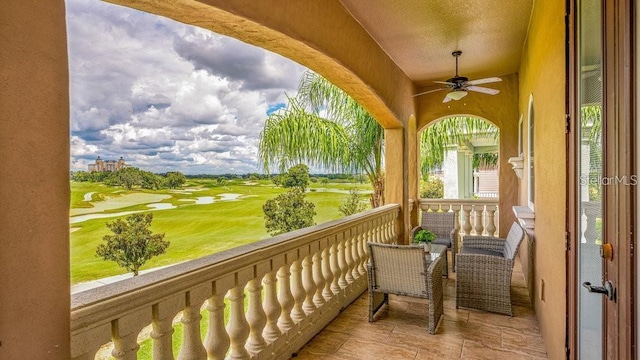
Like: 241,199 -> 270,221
70,179 -> 370,284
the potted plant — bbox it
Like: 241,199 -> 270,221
414,229 -> 436,252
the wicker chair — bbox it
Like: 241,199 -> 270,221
411,211 -> 458,276
367,242 -> 444,334
455,222 -> 525,316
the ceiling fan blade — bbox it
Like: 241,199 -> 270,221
466,77 -> 502,86
442,95 -> 453,103
412,88 -> 446,97
433,81 -> 456,86
466,86 -> 500,95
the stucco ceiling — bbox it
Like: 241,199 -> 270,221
339,0 -> 534,88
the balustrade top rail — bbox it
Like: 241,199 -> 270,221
71,204 -> 400,360
71,204 -> 399,328
419,198 -> 499,206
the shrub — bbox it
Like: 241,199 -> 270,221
263,188 -> 316,236
339,189 -> 367,216
420,177 -> 444,198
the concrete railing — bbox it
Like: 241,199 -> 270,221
71,205 -> 400,360
418,198 -> 499,237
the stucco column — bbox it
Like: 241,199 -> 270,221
443,145 -> 459,198
385,128 -> 410,244
408,115 -> 419,228
460,149 -> 474,198
0,1 -> 70,358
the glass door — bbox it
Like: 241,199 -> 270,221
576,0 -> 604,358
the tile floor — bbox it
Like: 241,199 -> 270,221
293,257 -> 548,359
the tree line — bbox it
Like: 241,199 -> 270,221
72,168 -> 185,190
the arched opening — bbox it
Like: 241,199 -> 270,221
65,1 -> 400,289
419,116 -> 500,200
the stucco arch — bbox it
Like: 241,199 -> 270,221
104,0 -> 415,130
415,74 -> 519,236
418,114 -> 499,133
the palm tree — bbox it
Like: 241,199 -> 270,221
420,117 -> 500,177
259,71 -> 385,207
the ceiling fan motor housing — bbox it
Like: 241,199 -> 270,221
446,76 -> 469,88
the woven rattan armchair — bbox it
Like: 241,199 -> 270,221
367,242 -> 444,334
411,211 -> 458,276
455,222 -> 525,316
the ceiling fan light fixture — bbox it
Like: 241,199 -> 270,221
447,90 -> 468,101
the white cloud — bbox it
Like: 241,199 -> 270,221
66,0 -> 306,174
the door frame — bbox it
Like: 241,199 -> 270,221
566,0 -> 636,358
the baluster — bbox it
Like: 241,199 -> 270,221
330,241 -> 342,294
227,285 -> 250,360
204,293 -> 229,360
583,202 -> 600,244
387,214 -> 394,243
111,310 -> 149,360
290,259 -> 306,322
246,278 -> 267,355
152,298 -> 183,360
112,326 -> 140,360
372,218 -> 381,244
474,204 -> 485,235
357,223 -> 368,275
349,229 -> 359,280
262,271 -> 282,342
485,205 -> 497,236
337,235 -> 348,288
312,250 -> 326,307
302,254 -> 317,314
323,245 -> 336,299
178,290 -> 207,360
390,213 -> 398,243
382,214 -> 390,243
451,204 -> 462,235
344,235 -> 355,283
381,216 -> 389,243
277,265 -> 294,331
381,215 -> 392,244
462,205 -> 473,236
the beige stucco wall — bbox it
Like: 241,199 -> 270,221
518,1 -> 567,358
0,1 -> 71,358
416,74 -> 520,238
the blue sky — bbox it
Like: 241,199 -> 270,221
66,0 -> 307,174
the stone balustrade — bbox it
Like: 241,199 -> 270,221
71,205 -> 400,360
419,198 -> 499,237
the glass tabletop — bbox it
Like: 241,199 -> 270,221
426,244 -> 447,262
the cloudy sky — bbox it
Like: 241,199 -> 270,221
66,0 -> 307,174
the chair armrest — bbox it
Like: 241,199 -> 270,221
450,228 -> 460,252
462,236 -> 505,253
410,225 -> 423,240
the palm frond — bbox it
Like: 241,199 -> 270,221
420,117 -> 499,177
259,97 -> 351,173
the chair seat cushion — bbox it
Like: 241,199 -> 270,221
432,237 -> 451,247
460,246 -> 503,257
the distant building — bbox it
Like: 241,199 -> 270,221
88,156 -> 129,172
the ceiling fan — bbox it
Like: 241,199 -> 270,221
414,51 -> 502,103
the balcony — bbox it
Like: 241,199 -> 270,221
71,202 -> 546,359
